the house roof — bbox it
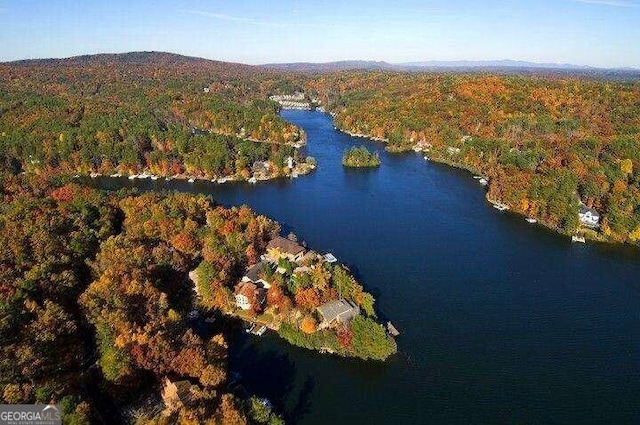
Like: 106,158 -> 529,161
302,251 -> 319,263
579,203 -> 599,217
234,281 -> 258,298
267,236 -> 305,256
245,261 -> 267,283
164,378 -> 195,403
173,380 -> 193,402
251,161 -> 270,172
317,299 -> 358,323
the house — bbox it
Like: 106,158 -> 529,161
242,261 -> 271,289
161,377 -> 197,410
293,265 -> 311,275
251,161 -> 271,179
265,236 -> 306,262
316,299 -> 360,329
190,127 -> 208,136
579,203 -> 600,227
301,250 -> 320,264
234,281 -> 266,311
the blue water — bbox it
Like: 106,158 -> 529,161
95,110 -> 640,424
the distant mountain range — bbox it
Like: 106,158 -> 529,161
261,59 -> 640,78
398,59 -> 596,69
4,52 -> 638,80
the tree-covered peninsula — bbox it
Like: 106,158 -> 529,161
0,52 -> 309,181
0,167 -> 395,423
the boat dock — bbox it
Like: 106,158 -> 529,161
387,321 -> 400,337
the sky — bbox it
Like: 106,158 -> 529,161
1,0 -> 639,68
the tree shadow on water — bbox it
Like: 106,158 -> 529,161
228,333 -> 318,424
286,375 -> 316,425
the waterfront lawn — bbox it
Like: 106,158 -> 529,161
278,316 -> 396,361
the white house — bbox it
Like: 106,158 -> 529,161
579,203 -> 600,227
234,281 -> 266,311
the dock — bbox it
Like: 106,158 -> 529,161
387,321 -> 400,337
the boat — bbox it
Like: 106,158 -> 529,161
89,172 -> 101,178
245,324 -> 256,334
572,235 -> 586,243
248,177 -> 257,184
473,176 -> 482,180
217,178 -> 227,184
254,325 -> 267,336
128,174 -> 138,180
188,177 -> 195,183
258,398 -> 273,409
150,175 -> 158,180
479,178 -> 489,186
110,173 -> 121,178
525,218 -> 537,224
291,172 -> 299,178
424,156 -> 430,161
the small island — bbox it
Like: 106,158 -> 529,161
342,146 -> 381,168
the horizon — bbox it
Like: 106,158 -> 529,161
1,0 -> 640,68
2,50 -> 639,71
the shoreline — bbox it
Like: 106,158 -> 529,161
189,238 -> 398,362
75,162 -> 316,185
329,119 -> 618,247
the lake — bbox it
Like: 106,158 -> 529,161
92,110 -> 640,424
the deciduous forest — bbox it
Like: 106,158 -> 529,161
1,51 -> 639,423
305,73 -> 640,242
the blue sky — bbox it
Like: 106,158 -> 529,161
1,0 -> 639,67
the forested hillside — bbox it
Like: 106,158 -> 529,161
305,73 -> 640,243
0,171 -> 285,423
0,52 -> 304,179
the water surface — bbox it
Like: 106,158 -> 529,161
94,110 -> 640,424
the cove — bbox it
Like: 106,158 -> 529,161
90,110 -> 640,424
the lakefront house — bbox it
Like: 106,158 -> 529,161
579,203 -> 600,227
316,299 -> 360,329
242,261 -> 271,289
234,281 -> 266,311
265,236 -> 306,263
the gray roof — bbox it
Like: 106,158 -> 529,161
579,203 -> 599,217
245,261 -> 267,283
317,299 -> 359,323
